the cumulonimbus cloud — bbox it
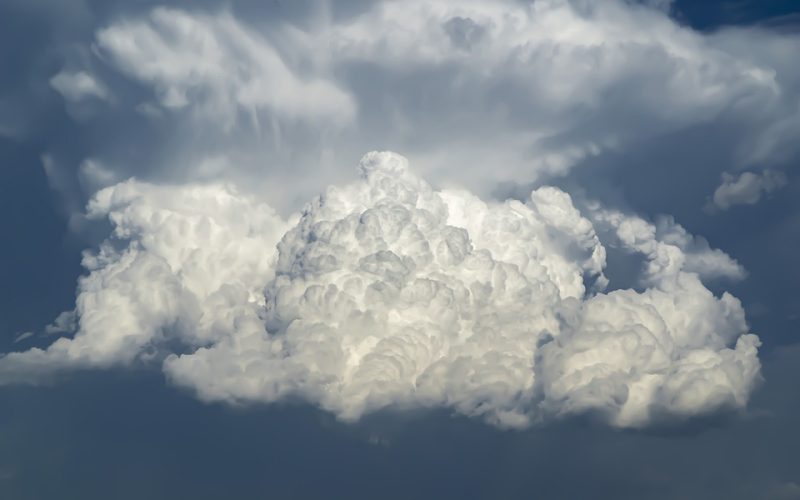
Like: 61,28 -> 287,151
0,152 -> 760,429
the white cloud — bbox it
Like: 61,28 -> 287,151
654,216 -> 746,280
0,179 -> 289,382
59,0 -> 800,212
0,152 -> 760,429
709,169 -> 788,211
95,7 -> 355,130
49,70 -> 109,102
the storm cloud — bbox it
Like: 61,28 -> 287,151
2,0 -> 798,437
0,152 -> 760,429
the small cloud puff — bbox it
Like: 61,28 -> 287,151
707,169 -> 788,212
0,153 -> 760,429
50,71 -> 110,102
71,0 -> 798,200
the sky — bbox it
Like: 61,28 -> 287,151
1,0 -> 799,498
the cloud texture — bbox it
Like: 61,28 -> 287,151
96,7 -> 355,128
37,0 -> 800,213
7,0 -> 795,432
0,152 -> 760,428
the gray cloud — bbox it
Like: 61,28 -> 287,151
708,169 -> 788,211
49,71 -> 109,102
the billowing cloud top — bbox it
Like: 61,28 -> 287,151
0,152 -> 760,429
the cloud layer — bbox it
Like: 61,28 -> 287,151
0,152 -> 760,428
37,0 -> 800,214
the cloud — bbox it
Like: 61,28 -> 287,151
77,158 -> 120,193
708,169 -> 788,211
653,215 -> 746,280
0,178 -> 289,382
12,332 -> 34,344
764,482 -> 800,500
49,70 -> 110,102
36,0 -> 798,214
0,152 -> 760,429
95,7 -> 356,130
314,0 -> 784,181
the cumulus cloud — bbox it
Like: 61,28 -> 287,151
708,169 -> 788,211
0,179 -> 288,382
0,153 -> 760,429
7,0 -> 788,434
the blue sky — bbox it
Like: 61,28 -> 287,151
1,1 -> 799,498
